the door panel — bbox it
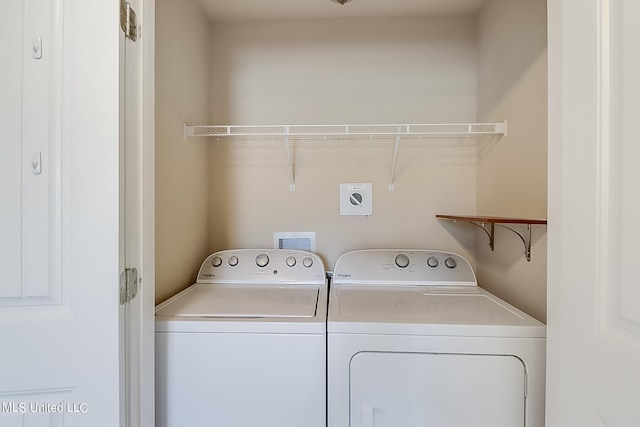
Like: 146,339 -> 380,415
0,1 -> 122,425
350,352 -> 525,427
0,389 -> 73,425
0,0 -> 23,298
547,0 -> 640,424
0,0 -> 62,304
0,0 -> 68,410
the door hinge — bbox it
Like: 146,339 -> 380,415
120,267 -> 139,305
120,0 -> 138,42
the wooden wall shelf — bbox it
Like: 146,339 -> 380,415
436,215 -> 548,262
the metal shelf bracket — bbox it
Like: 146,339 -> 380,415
436,215 -> 546,262
464,221 -> 533,261
466,220 -> 496,252
495,223 -> 533,262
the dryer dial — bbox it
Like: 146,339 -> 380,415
255,253 -> 270,268
211,256 -> 223,267
395,253 -> 410,268
444,257 -> 457,269
228,255 -> 239,267
426,256 -> 439,268
286,256 -> 297,267
302,256 -> 314,268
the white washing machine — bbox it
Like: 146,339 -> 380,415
155,249 -> 327,427
328,249 -> 546,427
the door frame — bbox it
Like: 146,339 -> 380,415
139,0 -> 156,424
121,0 -> 156,425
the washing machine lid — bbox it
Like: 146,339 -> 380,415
156,283 -> 319,318
328,285 -> 546,338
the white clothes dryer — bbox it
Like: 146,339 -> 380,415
328,249 -> 546,427
155,249 -> 327,427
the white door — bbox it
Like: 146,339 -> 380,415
1,1 -> 125,425
547,0 -> 640,425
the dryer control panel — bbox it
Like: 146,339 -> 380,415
333,249 -> 476,286
197,249 -> 326,285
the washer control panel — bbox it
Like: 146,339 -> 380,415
333,249 -> 476,286
197,249 -> 325,284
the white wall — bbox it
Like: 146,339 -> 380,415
155,0 -> 211,303
475,0 -> 548,322
207,16 -> 479,268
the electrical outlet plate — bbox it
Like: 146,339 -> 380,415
340,183 -> 373,216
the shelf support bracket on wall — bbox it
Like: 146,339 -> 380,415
285,133 -> 295,191
495,223 -> 533,261
388,126 -> 405,191
465,220 -> 496,252
435,215 -> 546,262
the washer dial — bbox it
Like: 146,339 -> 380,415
255,253 -> 270,268
395,253 -> 410,268
302,257 -> 314,268
427,256 -> 439,268
228,255 -> 239,267
286,256 -> 297,267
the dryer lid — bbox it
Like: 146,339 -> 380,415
156,284 -> 319,318
329,286 -> 546,337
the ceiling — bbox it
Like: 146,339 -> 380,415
192,0 -> 490,21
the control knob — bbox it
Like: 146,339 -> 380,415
211,256 -> 222,267
395,253 -> 410,268
228,255 -> 239,267
444,256 -> 457,269
255,253 -> 270,268
286,256 -> 297,267
426,256 -> 439,268
302,257 -> 314,268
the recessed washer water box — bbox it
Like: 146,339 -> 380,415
273,232 -> 316,252
340,183 -> 372,216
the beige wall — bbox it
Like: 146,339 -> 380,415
206,16 -> 480,269
475,0 -> 548,322
209,17 -> 478,124
155,0 -> 211,304
155,3 -> 549,322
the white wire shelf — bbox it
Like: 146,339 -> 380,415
184,121 -> 507,140
183,121 -> 507,191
